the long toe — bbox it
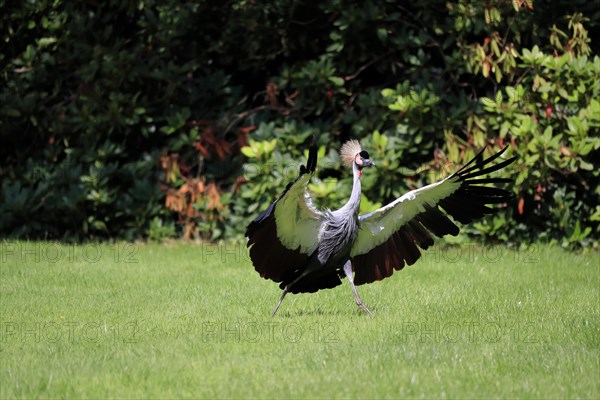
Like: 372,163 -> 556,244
357,301 -> 373,316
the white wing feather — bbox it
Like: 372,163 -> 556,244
350,175 -> 462,257
273,174 -> 323,254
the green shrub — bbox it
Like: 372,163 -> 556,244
1,1 -> 598,247
472,50 -> 600,246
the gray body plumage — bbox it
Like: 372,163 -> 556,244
315,163 -> 362,265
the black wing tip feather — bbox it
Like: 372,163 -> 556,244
453,145 -> 488,175
459,156 -> 517,181
305,140 -> 318,173
455,145 -> 514,179
438,145 -> 516,225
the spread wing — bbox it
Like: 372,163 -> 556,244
350,146 -> 516,285
245,143 -> 324,282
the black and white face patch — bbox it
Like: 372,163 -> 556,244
356,150 -> 371,170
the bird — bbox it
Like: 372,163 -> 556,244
245,139 -> 516,316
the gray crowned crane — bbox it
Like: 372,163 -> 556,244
246,139 -> 516,316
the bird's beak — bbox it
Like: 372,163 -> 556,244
363,159 -> 375,168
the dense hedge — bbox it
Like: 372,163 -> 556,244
1,1 -> 599,247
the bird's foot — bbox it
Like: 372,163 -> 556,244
356,300 -> 373,316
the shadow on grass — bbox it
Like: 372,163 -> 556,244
274,306 -> 380,318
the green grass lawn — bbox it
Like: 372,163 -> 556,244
0,241 -> 598,398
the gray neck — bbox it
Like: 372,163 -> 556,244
335,162 -> 362,216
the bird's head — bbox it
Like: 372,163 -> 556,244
340,140 -> 375,175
